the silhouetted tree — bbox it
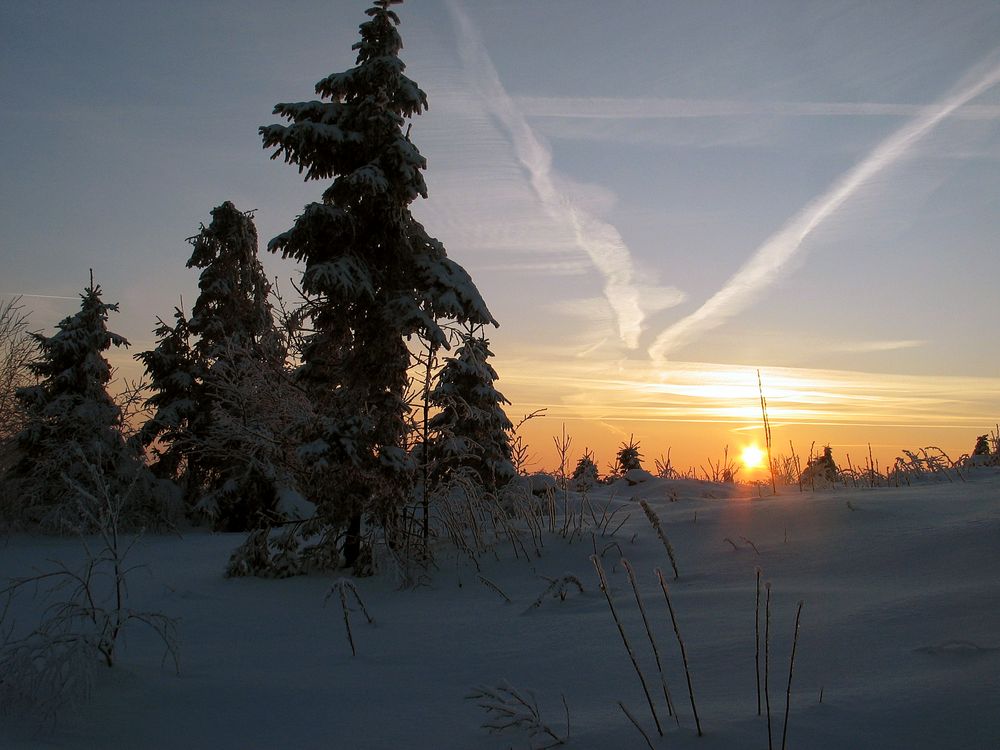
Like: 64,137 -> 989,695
260,0 -> 494,567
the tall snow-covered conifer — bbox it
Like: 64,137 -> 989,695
12,281 -> 143,526
261,0 -> 495,565
427,331 -> 515,490
137,202 -> 283,530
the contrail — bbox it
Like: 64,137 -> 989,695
0,293 -> 78,300
446,0 -> 648,348
649,53 -> 1000,362
517,95 -> 1000,121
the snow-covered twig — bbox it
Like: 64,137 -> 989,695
478,575 -> 511,604
466,681 -> 567,748
525,574 -> 584,612
641,499 -> 679,579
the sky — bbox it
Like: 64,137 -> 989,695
2,0 -> 1000,478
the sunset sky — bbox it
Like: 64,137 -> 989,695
3,1 -> 999,477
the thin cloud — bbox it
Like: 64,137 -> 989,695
496,355 -> 1000,429
828,339 -> 926,353
517,96 -> 1000,121
446,0 -> 684,349
649,52 -> 1000,362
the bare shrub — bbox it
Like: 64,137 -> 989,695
0,476 -> 179,720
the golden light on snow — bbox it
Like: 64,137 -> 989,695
740,445 -> 765,470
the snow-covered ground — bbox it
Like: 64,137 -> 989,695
2,471 -> 999,749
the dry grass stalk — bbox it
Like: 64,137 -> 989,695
325,579 -> 374,657
656,567 -> 703,737
781,600 -> 804,750
724,537 -> 739,551
639,499 -> 679,580
552,423 -> 572,491
758,369 -> 776,494
741,536 -> 761,556
755,568 -> 762,716
477,575 -> 511,604
617,701 -> 656,750
590,555 -> 663,736
622,558 -> 678,723
765,582 -> 773,750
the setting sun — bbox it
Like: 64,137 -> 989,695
741,445 -> 765,470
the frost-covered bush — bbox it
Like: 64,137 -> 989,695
0,296 -> 35,448
0,477 -> 178,720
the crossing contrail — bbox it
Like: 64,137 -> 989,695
649,53 -> 1000,361
447,0 -> 657,348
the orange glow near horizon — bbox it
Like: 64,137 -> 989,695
495,352 -> 999,478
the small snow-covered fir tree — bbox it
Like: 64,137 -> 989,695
800,445 -> 839,486
571,449 -> 600,490
134,308 -> 198,482
610,435 -> 643,478
427,330 -> 514,490
260,0 -> 495,566
972,434 -> 990,456
11,280 -> 150,528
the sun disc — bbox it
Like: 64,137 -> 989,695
741,445 -> 764,469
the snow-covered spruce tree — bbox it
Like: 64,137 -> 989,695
186,201 -> 275,363
571,449 -> 600,490
426,330 -> 514,491
134,308 -> 198,483
609,435 -> 643,478
137,202 -> 284,530
260,0 -> 494,567
10,281 -> 153,529
185,201 -> 284,530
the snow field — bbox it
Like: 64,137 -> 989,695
1,472 -> 998,749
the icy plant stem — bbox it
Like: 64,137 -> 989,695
617,701 -> 656,750
656,567 -> 703,737
781,601 -> 804,750
640,499 -> 680,580
765,582 -> 773,750
326,579 -> 374,657
590,555 -> 663,736
755,568 -> 762,717
622,558 -> 678,723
